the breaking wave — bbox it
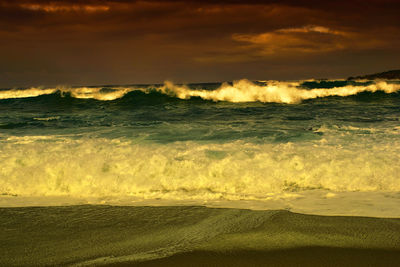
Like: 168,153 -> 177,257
1,136 -> 400,203
1,79 -> 399,104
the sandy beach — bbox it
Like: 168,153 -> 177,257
112,248 -> 400,267
1,205 -> 399,266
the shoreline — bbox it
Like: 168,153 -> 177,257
2,191 -> 400,218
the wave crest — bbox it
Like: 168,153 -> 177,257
159,80 -> 400,104
1,79 -> 399,104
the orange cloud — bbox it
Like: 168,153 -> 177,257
232,25 -> 386,56
18,3 -> 110,13
276,25 -> 343,35
0,1 -> 399,86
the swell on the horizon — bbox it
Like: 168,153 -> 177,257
0,86 -> 132,101
1,79 -> 400,103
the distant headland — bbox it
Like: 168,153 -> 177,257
347,69 -> 400,80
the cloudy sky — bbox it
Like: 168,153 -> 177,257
1,0 -> 400,87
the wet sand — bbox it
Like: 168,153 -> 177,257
112,248 -> 400,267
1,205 -> 400,266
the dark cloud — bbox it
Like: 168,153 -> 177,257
0,0 -> 399,87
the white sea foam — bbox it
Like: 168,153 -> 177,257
66,86 -> 133,100
157,80 -> 400,104
0,86 -> 134,101
1,80 -> 399,103
1,135 -> 399,216
33,116 -> 60,121
0,87 -> 56,99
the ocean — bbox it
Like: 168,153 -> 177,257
1,79 -> 400,266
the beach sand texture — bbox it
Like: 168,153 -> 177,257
1,205 -> 400,266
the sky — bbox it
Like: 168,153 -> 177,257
1,0 -> 400,87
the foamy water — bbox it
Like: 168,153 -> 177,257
2,79 -> 400,103
1,79 -> 400,217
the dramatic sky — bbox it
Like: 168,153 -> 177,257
1,0 -> 400,87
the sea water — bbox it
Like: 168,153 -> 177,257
1,79 -> 400,217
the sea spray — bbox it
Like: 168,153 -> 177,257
1,79 -> 399,103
